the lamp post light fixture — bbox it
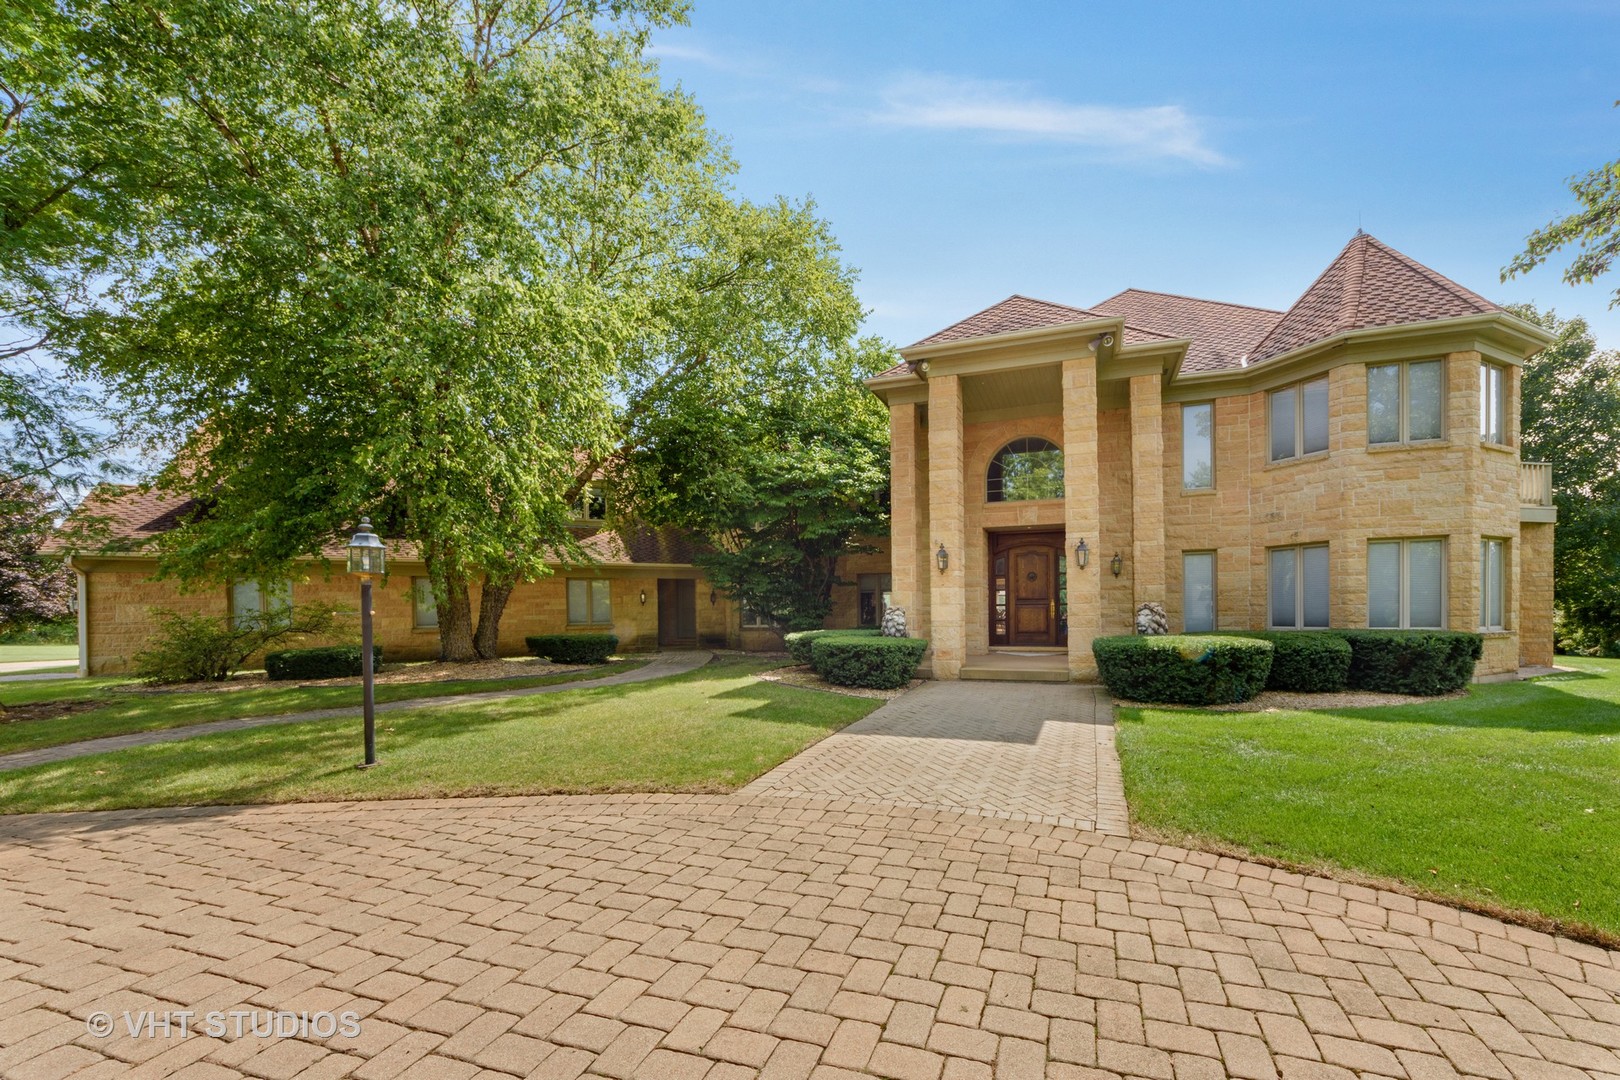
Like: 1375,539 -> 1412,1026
1074,538 -> 1089,569
936,542 -> 949,573
346,517 -> 386,769
1110,552 -> 1124,578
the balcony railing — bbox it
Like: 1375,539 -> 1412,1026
1520,461 -> 1553,507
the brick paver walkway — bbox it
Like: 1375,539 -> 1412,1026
744,682 -> 1128,835
3,793 -> 1615,1080
0,650 -> 712,774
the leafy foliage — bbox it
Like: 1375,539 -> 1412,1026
807,633 -> 927,690
132,604 -> 344,683
264,645 -> 382,681
1335,630 -> 1483,696
1506,139 -> 1620,309
1092,635 -> 1273,705
1508,305 -> 1620,653
0,475 -> 70,629
784,626 -> 880,666
1221,632 -> 1352,693
525,633 -> 618,664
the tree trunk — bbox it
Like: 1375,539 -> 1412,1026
473,574 -> 515,660
425,547 -> 477,662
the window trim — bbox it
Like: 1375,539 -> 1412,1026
1268,376 -> 1331,462
229,578 -> 291,627
1367,538 -> 1448,630
1181,402 -> 1215,491
985,436 -> 1065,504
565,578 -> 612,627
1480,362 -> 1508,445
411,576 -> 439,630
1481,538 -> 1507,631
1367,359 -> 1445,447
1182,550 -> 1217,633
1267,544 -> 1331,630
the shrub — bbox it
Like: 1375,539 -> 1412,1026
1335,630 -> 1483,695
525,633 -> 618,664
1093,635 -> 1273,705
265,645 -> 383,680
132,604 -> 345,684
1223,632 -> 1352,693
809,634 -> 928,690
784,626 -> 881,666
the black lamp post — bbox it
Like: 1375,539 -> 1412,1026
346,517 -> 386,769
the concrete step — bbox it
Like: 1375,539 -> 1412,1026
958,665 -> 1072,683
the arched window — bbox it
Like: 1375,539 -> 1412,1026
986,437 -> 1064,502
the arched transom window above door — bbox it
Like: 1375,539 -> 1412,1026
986,437 -> 1064,502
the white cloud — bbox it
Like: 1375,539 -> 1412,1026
645,42 -> 724,65
871,74 -> 1227,166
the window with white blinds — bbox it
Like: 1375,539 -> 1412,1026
1481,539 -> 1505,630
1183,552 -> 1216,632
1269,545 -> 1329,629
1368,539 -> 1445,629
1268,377 -> 1331,462
566,579 -> 611,625
229,579 -> 291,627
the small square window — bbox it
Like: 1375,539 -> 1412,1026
1269,377 -> 1329,462
566,579 -> 611,625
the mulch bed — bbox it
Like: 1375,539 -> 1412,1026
1,700 -> 106,725
121,656 -> 593,695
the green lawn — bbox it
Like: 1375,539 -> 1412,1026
0,660 -> 877,813
0,644 -> 78,664
1116,658 -> 1620,940
0,661 -> 646,756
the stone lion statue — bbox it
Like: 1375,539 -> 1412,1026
1135,602 -> 1169,636
880,606 -> 908,638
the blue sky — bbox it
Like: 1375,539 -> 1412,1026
649,0 -> 1620,349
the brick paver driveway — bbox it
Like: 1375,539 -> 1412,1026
744,682 -> 1128,835
2,794 -> 1617,1080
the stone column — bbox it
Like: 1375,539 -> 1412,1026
1446,352 -> 1484,630
1064,356 -> 1102,680
1129,373 -> 1165,611
888,402 -> 920,635
927,375 -> 965,678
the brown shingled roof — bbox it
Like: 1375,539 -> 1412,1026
1090,289 -> 1282,374
908,295 -> 1109,348
1249,232 -> 1501,363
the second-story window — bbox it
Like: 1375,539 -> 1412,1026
1368,360 -> 1443,445
1481,363 -> 1507,444
1269,376 -> 1329,462
572,485 -> 607,521
1182,403 -> 1213,490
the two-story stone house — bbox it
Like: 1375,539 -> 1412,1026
865,233 -> 1557,682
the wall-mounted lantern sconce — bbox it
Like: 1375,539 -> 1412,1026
936,542 -> 949,573
1110,552 -> 1124,578
1074,538 -> 1089,569
709,589 -> 718,606
639,589 -> 647,605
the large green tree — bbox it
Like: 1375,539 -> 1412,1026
617,337 -> 892,631
1511,304 -> 1620,652
10,0 -> 866,660
1506,132 -> 1620,308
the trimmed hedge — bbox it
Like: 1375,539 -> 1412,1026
1224,632 -> 1352,693
809,634 -> 928,690
1093,635 -> 1273,705
784,626 -> 881,666
265,645 -> 383,681
1336,630 -> 1483,695
525,633 -> 618,664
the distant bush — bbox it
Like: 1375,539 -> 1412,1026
525,633 -> 618,664
808,634 -> 928,690
1224,632 -> 1352,693
133,604 -> 344,684
784,626 -> 881,666
1093,635 -> 1273,705
265,645 -> 383,680
0,618 -> 76,645
1336,630 -> 1483,695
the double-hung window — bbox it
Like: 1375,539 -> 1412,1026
1367,360 -> 1443,445
1368,539 -> 1445,629
1182,403 -> 1214,490
1269,545 -> 1330,629
1481,539 -> 1506,631
1269,376 -> 1330,462
566,579 -> 612,626
230,579 -> 291,627
412,577 -> 439,629
1182,552 -> 1216,632
1480,363 -> 1507,444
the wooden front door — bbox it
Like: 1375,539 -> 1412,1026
990,533 -> 1068,647
657,579 -> 697,646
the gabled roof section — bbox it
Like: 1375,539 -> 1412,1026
1249,232 -> 1502,364
1091,289 -> 1282,374
908,294 -> 1109,349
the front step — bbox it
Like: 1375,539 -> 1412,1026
958,664 -> 1072,683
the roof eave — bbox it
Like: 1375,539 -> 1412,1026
1210,311 -> 1553,378
897,317 -> 1125,362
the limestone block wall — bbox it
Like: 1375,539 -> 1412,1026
1518,521 -> 1555,667
1097,407 -> 1136,635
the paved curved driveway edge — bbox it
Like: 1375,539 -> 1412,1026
0,650 -> 712,774
0,792 -> 1614,1080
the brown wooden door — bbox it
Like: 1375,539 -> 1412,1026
990,533 -> 1067,647
657,580 -> 697,646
